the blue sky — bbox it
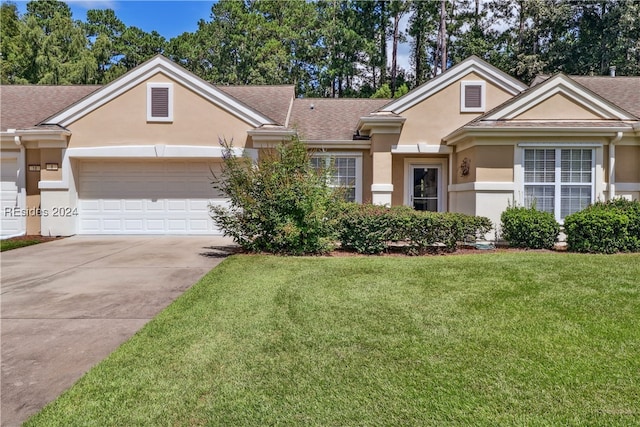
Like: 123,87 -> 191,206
14,1 -> 215,40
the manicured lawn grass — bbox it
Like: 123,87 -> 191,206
0,238 -> 43,251
26,253 -> 640,426
1,236 -> 60,251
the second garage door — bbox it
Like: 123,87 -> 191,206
1,157 -> 23,238
78,160 -> 226,235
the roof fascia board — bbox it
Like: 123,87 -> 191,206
46,56 -> 273,128
445,126 -> 634,145
484,75 -> 636,121
381,57 -> 527,114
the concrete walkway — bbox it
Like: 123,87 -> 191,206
1,236 -> 236,427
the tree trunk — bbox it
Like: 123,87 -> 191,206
391,11 -> 400,96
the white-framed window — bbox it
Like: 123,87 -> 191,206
147,83 -> 173,122
310,153 -> 362,203
523,148 -> 594,221
460,80 -> 486,112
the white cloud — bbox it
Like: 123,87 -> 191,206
65,0 -> 118,10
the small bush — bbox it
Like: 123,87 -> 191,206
564,199 -> 640,253
500,205 -> 560,249
336,204 -> 492,255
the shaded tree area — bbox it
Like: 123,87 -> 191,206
1,0 -> 639,93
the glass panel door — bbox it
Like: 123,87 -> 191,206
411,166 -> 439,211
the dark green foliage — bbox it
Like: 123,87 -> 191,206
500,205 -> 560,249
564,199 -> 640,253
336,203 -> 492,255
210,137 -> 341,255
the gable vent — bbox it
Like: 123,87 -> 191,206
151,87 -> 169,117
147,83 -> 173,122
460,81 -> 486,112
464,85 -> 482,109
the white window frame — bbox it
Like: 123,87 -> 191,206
147,83 -> 173,122
520,145 -> 597,222
311,152 -> 362,203
460,80 -> 486,113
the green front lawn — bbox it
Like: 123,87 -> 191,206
1,238 -> 43,251
27,253 -> 640,426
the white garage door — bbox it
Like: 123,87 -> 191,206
78,160 -> 227,235
1,157 -> 24,238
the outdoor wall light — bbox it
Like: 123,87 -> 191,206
45,163 -> 59,171
28,164 -> 41,172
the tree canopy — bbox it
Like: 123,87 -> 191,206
1,0 -> 638,93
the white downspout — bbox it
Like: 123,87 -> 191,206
609,131 -> 623,200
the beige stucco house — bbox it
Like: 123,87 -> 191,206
1,55 -> 639,238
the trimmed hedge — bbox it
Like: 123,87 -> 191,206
336,203 -> 492,255
564,199 -> 640,253
500,205 -> 560,249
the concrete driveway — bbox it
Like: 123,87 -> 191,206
1,235 -> 236,427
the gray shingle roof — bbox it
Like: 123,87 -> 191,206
289,98 -> 389,141
218,85 -> 295,126
569,76 -> 640,118
1,85 -> 101,131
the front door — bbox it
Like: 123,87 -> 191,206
410,165 -> 439,211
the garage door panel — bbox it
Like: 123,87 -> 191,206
1,158 -> 24,238
78,160 -> 223,235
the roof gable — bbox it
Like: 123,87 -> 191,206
379,56 -> 527,114
513,92 -> 604,120
483,74 -> 637,121
45,55 -> 276,128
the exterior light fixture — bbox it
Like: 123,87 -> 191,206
45,163 -> 59,171
28,164 -> 41,172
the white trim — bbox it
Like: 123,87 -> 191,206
304,141 -> 371,150
65,145 -> 249,159
381,56 -> 526,114
391,144 -> 452,154
45,56 -> 273,128
460,81 -> 486,113
518,142 -> 603,148
357,115 -> 406,135
448,182 -> 515,192
484,74 -> 636,121
371,183 -> 394,192
146,82 -> 173,122
446,127 -> 634,145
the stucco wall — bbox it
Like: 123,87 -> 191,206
397,72 -> 514,147
514,93 -> 603,120
67,73 -> 252,149
616,145 -> 640,183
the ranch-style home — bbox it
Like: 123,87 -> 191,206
1,55 -> 639,238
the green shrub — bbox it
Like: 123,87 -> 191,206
336,204 -> 492,255
335,204 -> 398,254
500,205 -> 560,249
564,199 -> 640,253
210,137 -> 341,255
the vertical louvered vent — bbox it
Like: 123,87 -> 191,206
151,87 -> 169,118
464,85 -> 482,109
